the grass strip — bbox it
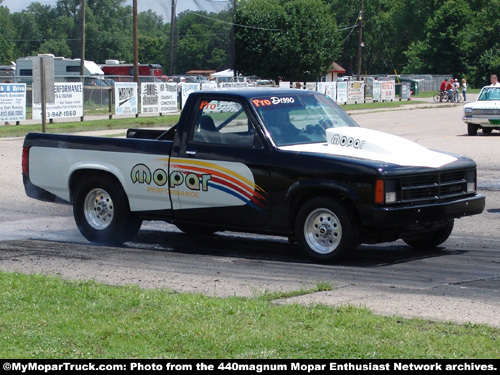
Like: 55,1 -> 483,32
1,272 -> 498,359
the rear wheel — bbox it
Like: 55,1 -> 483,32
402,220 -> 454,250
73,175 -> 142,245
295,198 -> 357,262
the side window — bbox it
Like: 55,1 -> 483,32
192,99 -> 257,147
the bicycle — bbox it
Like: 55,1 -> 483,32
451,90 -> 463,103
433,91 -> 449,103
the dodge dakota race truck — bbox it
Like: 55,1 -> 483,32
23,88 -> 485,262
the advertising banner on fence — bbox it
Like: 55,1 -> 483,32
141,82 -> 178,114
348,81 -> 365,102
0,83 -> 26,122
32,82 -> 83,120
317,82 -> 337,101
336,81 -> 348,103
181,83 -> 201,110
381,81 -> 396,101
115,82 -> 138,115
373,81 -> 381,101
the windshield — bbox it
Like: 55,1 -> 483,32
478,87 -> 500,101
252,92 -> 358,146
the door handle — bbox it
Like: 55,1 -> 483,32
186,150 -> 197,156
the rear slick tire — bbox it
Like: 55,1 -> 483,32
73,175 -> 142,245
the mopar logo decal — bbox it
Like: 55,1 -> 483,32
131,163 -> 211,191
330,134 -> 366,149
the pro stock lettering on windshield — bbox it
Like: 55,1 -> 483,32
252,96 -> 295,107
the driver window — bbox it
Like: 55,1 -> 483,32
192,99 -> 257,147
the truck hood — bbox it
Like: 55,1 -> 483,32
280,126 -> 457,168
464,100 -> 500,110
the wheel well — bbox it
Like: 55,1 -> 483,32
69,169 -> 123,203
288,188 -> 360,232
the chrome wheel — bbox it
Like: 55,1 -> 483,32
303,208 -> 342,255
84,188 -> 114,230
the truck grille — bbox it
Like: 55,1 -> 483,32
471,108 -> 500,116
400,170 -> 468,203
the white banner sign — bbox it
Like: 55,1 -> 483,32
336,81 -> 348,103
141,82 -> 178,114
115,82 -> 138,115
159,83 -> 178,112
373,81 -> 381,101
317,82 -> 337,101
0,83 -> 26,122
381,81 -> 395,101
181,83 -> 201,110
348,81 -> 365,102
32,82 -> 83,120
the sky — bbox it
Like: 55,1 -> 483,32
1,0 -> 230,19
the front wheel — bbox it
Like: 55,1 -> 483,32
73,175 -> 142,245
467,123 -> 478,136
295,198 -> 358,262
402,220 -> 454,250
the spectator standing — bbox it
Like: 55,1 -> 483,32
452,79 -> 460,101
461,79 -> 467,101
490,74 -> 500,86
446,79 -> 454,100
439,78 -> 448,101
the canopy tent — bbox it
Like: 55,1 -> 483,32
210,69 -> 234,78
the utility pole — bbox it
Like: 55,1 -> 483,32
133,0 -> 139,83
356,0 -> 364,81
80,0 -> 85,77
231,0 -> 237,71
169,0 -> 177,75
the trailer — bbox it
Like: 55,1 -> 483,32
14,55 -> 104,83
99,60 -> 163,82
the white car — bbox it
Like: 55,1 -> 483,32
463,86 -> 500,135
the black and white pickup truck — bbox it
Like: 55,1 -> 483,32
23,88 -> 485,262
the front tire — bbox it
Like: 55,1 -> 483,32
295,198 -> 358,262
402,220 -> 454,250
467,123 -> 478,136
73,175 -> 142,245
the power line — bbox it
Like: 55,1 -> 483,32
187,11 -> 281,31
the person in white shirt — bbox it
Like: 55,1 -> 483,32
490,74 -> 500,86
461,78 -> 467,101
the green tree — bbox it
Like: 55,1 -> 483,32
174,10 -> 232,74
0,2 -> 15,64
235,0 -> 340,82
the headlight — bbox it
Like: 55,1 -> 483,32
466,170 -> 476,193
384,179 -> 398,203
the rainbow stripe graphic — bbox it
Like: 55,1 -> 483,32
168,157 -> 267,211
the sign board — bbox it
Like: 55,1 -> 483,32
32,55 -> 55,104
141,82 -> 178,114
347,81 -> 365,102
114,82 -> 138,115
373,81 -> 381,101
381,81 -> 396,101
0,83 -> 27,122
317,82 -> 337,101
336,81 -> 348,103
181,83 -> 201,110
32,82 -> 83,120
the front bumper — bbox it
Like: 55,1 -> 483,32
370,194 -> 485,228
462,116 -> 500,127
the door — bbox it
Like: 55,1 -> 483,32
171,96 -> 272,230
